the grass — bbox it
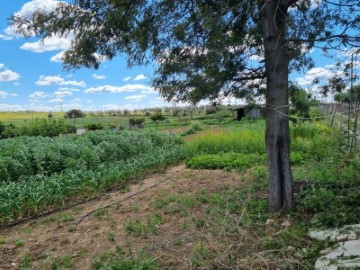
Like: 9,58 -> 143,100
93,161 -> 323,269
92,247 -> 157,270
45,255 -> 72,270
125,213 -> 163,236
2,114 -> 360,268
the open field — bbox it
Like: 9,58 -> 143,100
0,108 -> 235,129
0,113 -> 360,269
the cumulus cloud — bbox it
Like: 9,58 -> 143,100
0,70 -> 20,82
30,104 -> 54,111
48,98 -> 63,103
125,94 -> 147,102
0,34 -> 13,41
5,0 -> 63,37
29,91 -> 49,98
61,102 -> 82,111
36,75 -> 86,87
84,84 -> 154,94
0,64 -> 4,69
134,74 -> 147,81
296,67 -> 334,85
0,91 -> 8,98
123,76 -> 132,81
53,90 -> 72,98
92,74 -> 106,80
50,51 -> 65,62
21,36 -> 71,53
58,87 -> 80,92
0,104 -> 25,111
102,104 -> 122,110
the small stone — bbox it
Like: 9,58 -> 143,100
348,231 -> 357,240
281,220 -> 291,227
331,234 -> 349,243
287,246 -> 296,251
315,240 -> 360,270
319,248 -> 333,255
266,218 -> 274,225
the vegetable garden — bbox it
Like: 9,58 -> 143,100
0,130 -> 183,223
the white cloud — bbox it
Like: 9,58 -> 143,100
0,34 -> 13,41
11,93 -> 18,97
123,76 -> 132,82
58,87 -> 80,92
20,36 -> 71,53
50,51 -> 65,62
53,90 -> 72,98
0,91 -> 8,98
5,0 -> 63,37
0,104 -> 25,111
125,94 -> 147,102
70,98 -> 82,103
296,67 -> 334,85
0,70 -> 20,82
48,98 -> 63,103
133,74 -> 147,81
87,100 -> 93,103
0,63 -> 4,69
92,74 -> 106,80
36,75 -> 86,87
30,104 -> 54,111
84,84 -> 154,94
61,102 -> 82,111
29,91 -> 49,98
101,104 -> 121,110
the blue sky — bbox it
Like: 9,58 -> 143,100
0,0 -> 356,112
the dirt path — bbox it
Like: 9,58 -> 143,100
0,165 -> 247,270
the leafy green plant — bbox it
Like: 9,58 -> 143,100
186,152 -> 267,170
92,249 -> 157,270
0,130 -> 183,223
85,123 -> 104,130
180,121 -> 202,136
125,213 -> 163,236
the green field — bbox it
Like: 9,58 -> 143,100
1,110 -> 360,269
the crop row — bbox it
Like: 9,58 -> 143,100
0,130 -> 182,182
0,130 -> 183,223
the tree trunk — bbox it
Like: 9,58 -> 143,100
258,0 -> 294,212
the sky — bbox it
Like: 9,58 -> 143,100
0,0 -> 357,112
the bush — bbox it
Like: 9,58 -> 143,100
129,118 -> 145,128
205,106 -> 217,115
180,122 -> 202,137
85,123 -> 104,130
150,112 -> 165,123
64,109 -> 85,119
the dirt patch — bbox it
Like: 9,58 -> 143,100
0,165 -> 247,270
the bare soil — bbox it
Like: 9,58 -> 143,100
0,165 -> 248,270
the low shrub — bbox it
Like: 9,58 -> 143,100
85,123 -> 104,130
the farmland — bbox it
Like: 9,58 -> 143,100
0,108 -> 360,269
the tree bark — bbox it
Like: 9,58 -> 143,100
258,0 -> 294,212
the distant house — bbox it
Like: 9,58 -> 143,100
234,106 -> 264,121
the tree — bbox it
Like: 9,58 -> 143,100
150,112 -> 165,126
11,0 -> 360,212
64,109 -> 85,119
289,83 -> 312,123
